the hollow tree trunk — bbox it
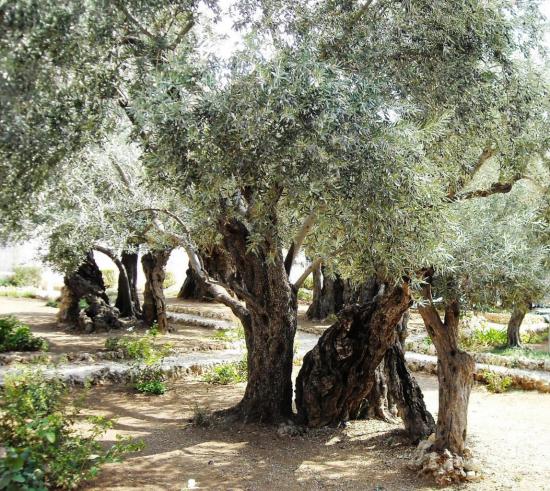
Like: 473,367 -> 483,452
418,299 -> 475,455
58,252 -> 121,331
178,266 -> 210,300
217,218 -> 297,423
296,282 -> 412,427
507,302 -> 529,348
141,249 -> 171,333
116,251 -> 141,316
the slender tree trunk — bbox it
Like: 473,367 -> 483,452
141,249 -> 171,333
507,302 -> 529,348
296,282 -> 412,427
217,218 -> 297,423
418,299 -> 475,455
116,251 -> 141,316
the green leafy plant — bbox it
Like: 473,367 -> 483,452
78,298 -> 90,310
203,358 -> 248,385
523,329 -> 549,345
0,288 -> 39,299
461,327 -> 507,351
0,370 -> 143,490
134,365 -> 167,395
480,369 -> 513,393
191,405 -> 212,428
212,325 -> 245,342
104,329 -> 172,365
301,276 -> 314,291
297,288 -> 313,302
163,271 -> 176,289
0,316 -> 48,352
100,269 -> 117,289
45,299 -> 59,308
10,266 -> 42,288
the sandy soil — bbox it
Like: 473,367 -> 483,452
2,297 -> 550,490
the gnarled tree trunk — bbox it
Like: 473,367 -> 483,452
178,266 -> 210,300
296,282 -> 411,427
418,299 -> 475,455
142,249 -> 171,333
58,252 -> 122,332
217,218 -> 297,423
507,302 -> 529,348
116,250 -> 141,317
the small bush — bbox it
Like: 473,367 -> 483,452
163,271 -> 176,289
212,325 -> 245,342
45,299 -> 60,308
297,288 -> 313,302
104,329 -> 172,365
0,370 -> 143,490
134,365 -> 167,395
301,276 -> 314,291
523,329 -> 549,344
100,269 -> 117,289
0,277 -> 12,287
11,265 -> 42,288
461,327 -> 507,351
0,316 -> 48,352
78,298 -> 90,310
203,358 -> 247,385
481,369 -> 513,393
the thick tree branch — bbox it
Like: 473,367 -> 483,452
293,257 -> 322,289
115,1 -> 157,40
451,178 -> 520,202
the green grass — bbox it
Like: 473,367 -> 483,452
212,325 -> 245,342
202,359 -> 247,385
460,327 -> 507,351
0,287 -> 40,299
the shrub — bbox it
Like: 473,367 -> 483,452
100,269 -> 117,289
11,265 -> 42,288
301,276 -> 314,291
0,316 -> 48,352
203,358 -> 247,385
191,405 -> 212,427
45,299 -> 59,308
0,277 -> 12,287
297,288 -> 313,302
0,370 -> 143,490
460,327 -> 507,351
523,329 -> 549,344
134,365 -> 167,395
78,298 -> 90,310
212,325 -> 245,342
480,369 -> 513,393
163,271 -> 176,289
104,328 -> 173,365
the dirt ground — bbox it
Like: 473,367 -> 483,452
0,297 -> 226,355
2,297 -> 550,490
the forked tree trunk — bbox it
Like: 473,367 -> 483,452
141,249 -> 171,333
296,282 -> 411,427
418,299 -> 475,455
507,302 -> 529,348
217,218 -> 297,423
116,251 -> 141,316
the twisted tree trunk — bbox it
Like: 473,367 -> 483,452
142,249 -> 171,333
507,302 -> 529,348
418,299 -> 475,455
296,282 -> 411,427
217,218 -> 297,423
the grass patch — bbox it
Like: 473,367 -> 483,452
460,327 -> 507,351
203,358 -> 247,385
0,287 -> 40,299
491,346 -> 550,360
523,328 -> 549,344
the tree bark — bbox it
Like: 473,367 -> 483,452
141,249 -> 171,333
178,266 -> 210,300
116,250 -> 141,316
57,252 -> 122,331
507,302 -> 529,348
296,282 -> 412,427
216,218 -> 297,423
418,299 -> 475,455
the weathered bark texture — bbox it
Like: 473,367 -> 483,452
296,283 -> 411,427
507,302 -> 529,348
352,311 -> 435,442
115,251 -> 141,317
418,300 -> 475,455
178,246 -> 235,301
217,218 -> 297,423
141,249 -> 171,333
57,252 -> 122,332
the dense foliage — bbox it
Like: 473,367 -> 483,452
0,316 -> 48,352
